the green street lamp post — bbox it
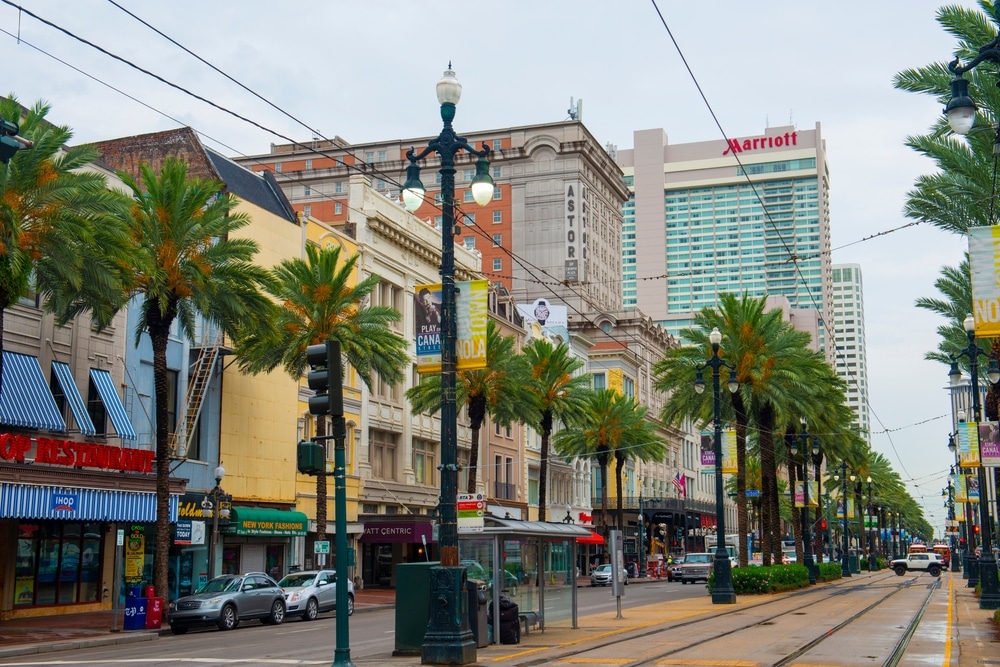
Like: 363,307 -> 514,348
834,462 -> 854,577
947,315 -> 1000,608
866,477 -> 876,572
694,326 -> 739,604
948,426 -> 976,580
944,471 -> 961,573
200,464 -> 230,580
402,65 -> 495,663
792,420 -> 819,584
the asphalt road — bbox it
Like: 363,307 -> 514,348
0,580 -> 700,665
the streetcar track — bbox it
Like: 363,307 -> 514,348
515,573 -> 937,667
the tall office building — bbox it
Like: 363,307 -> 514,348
831,263 -> 871,443
617,124 -> 833,356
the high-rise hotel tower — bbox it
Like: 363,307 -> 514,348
616,124 -> 833,357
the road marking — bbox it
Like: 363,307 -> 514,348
0,660 -> 333,665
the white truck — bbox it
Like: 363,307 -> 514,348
706,534 -> 740,566
890,552 -> 943,577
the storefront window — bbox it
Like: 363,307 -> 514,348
222,546 -> 241,575
15,521 -> 104,607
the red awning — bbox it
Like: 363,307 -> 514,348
577,529 -> 605,545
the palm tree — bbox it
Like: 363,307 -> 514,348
655,293 -> 794,566
235,242 -> 408,540
407,318 -> 536,494
522,338 -> 591,522
113,157 -> 274,599
0,96 -> 129,375
553,390 -> 663,536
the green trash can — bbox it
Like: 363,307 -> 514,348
393,561 -> 439,656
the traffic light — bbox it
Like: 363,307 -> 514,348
0,117 -> 21,164
297,439 -> 325,475
973,524 -> 980,535
820,519 -> 827,531
306,340 -> 343,415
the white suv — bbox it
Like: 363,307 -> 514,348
890,552 -> 944,577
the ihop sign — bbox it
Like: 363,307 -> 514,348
51,493 -> 79,512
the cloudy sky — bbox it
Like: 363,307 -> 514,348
0,0 -> 977,532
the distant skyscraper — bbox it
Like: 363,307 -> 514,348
831,263 -> 871,443
616,124 -> 833,356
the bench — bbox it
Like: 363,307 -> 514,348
518,611 -> 539,635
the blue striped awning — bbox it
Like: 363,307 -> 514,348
0,483 -> 179,522
51,361 -> 97,436
0,352 -> 66,432
89,369 -> 136,440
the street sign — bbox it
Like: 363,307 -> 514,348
117,529 -> 125,546
745,489 -> 760,497
457,493 -> 485,532
314,540 -> 330,554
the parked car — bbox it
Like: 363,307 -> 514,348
665,557 -> 685,582
461,559 -> 519,594
589,563 -> 628,587
677,552 -> 713,584
168,573 -> 286,634
278,569 -> 354,621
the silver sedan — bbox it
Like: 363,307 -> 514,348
278,569 -> 355,621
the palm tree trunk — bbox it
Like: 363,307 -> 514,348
614,455 -> 625,532
150,322 -> 172,599
787,450 -> 798,564
467,423 -> 481,495
316,417 -> 327,542
759,404 -> 779,565
735,415 -> 749,567
538,410 -> 553,522
600,458 -> 609,554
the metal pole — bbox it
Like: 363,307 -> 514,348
326,340 -> 354,667
799,423 -> 816,584
964,325 -> 999,607
709,339 -> 735,604
210,493 -> 219,580
867,481 -> 876,572
840,462 -> 851,578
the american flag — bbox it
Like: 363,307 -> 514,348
672,472 -> 686,497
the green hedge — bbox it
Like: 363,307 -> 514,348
708,561 -> 842,595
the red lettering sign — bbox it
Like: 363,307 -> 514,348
0,432 -> 153,474
722,131 -> 798,156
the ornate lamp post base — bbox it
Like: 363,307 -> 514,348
421,566 -> 476,665
979,559 -> 1000,609
711,557 -> 736,604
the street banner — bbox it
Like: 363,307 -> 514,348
808,481 -> 819,508
700,432 -> 714,473
969,226 -> 1000,336
954,472 -> 968,503
966,474 -> 980,503
415,280 -> 488,373
794,482 -> 804,508
836,497 -> 853,519
721,428 -> 737,474
978,421 -> 1000,467
957,421 -> 980,468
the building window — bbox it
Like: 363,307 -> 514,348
275,163 -> 282,173
365,151 -> 375,163
493,211 -> 502,224
492,234 -> 502,246
335,202 -> 342,215
15,520 -> 104,606
304,185 -> 311,196
463,169 -> 475,181
492,258 -> 502,271
493,187 -> 502,200
464,213 -> 475,226
376,179 -> 386,190
305,159 -> 313,170
592,373 -> 606,390
492,139 -> 502,151
369,429 -> 398,481
623,376 -> 635,399
492,166 -> 501,179
464,237 -> 475,249
303,205 -> 311,218
335,182 -> 343,194
377,150 -> 387,162
463,190 -> 474,203
413,438 -> 437,486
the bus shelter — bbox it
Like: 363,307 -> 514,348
458,516 -> 592,640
